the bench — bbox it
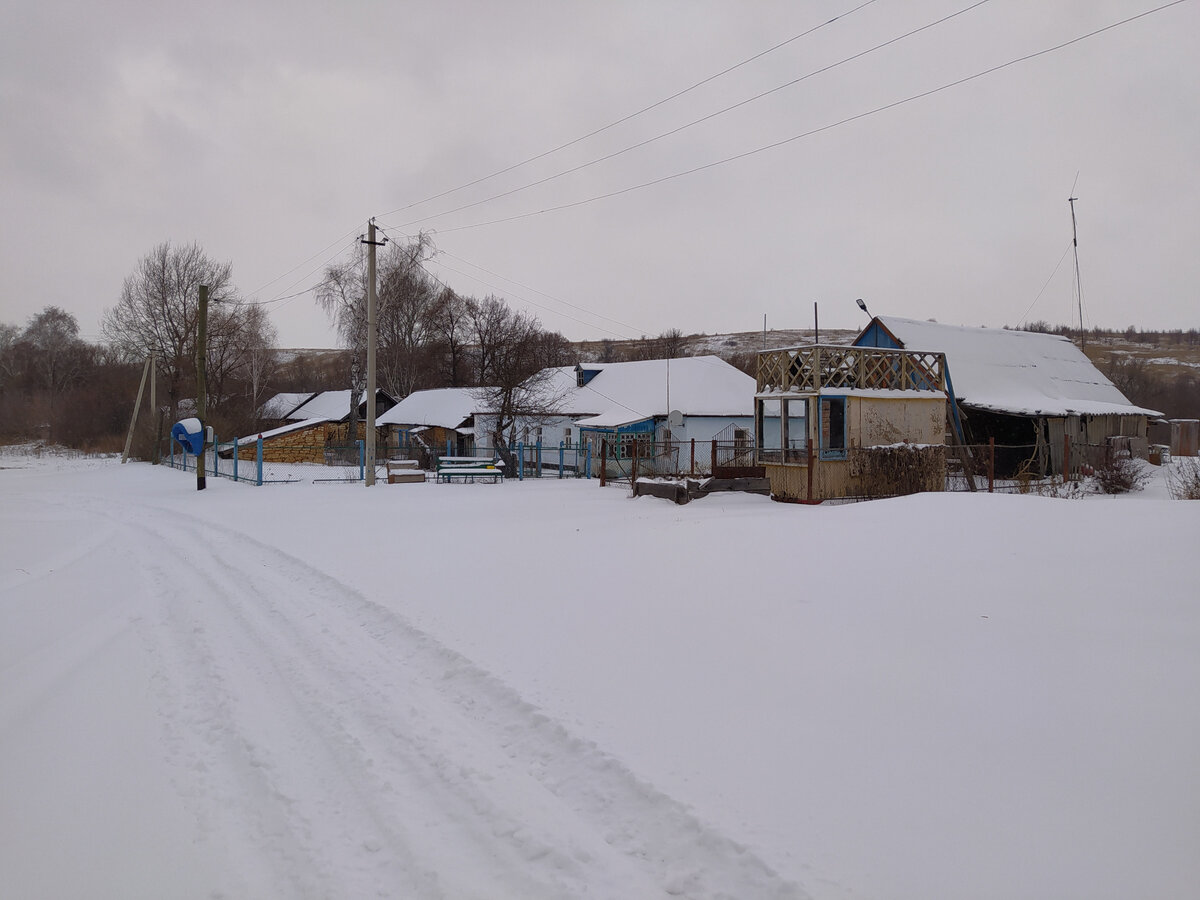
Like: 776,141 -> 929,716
386,459 -> 425,484
436,466 -> 504,484
436,456 -> 504,484
438,456 -> 505,468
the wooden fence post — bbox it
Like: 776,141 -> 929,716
1064,433 -> 1071,482
988,437 -> 995,493
690,437 -> 695,476
711,439 -> 717,475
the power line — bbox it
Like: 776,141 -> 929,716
421,0 -> 1190,236
375,0 -> 882,222
391,0 -> 993,231
377,225 -> 759,390
241,234 -> 362,308
246,224 -> 362,299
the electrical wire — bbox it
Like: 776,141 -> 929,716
390,0 -> 993,231
375,0 -> 882,221
421,0 -> 1190,236
1016,241 -> 1073,327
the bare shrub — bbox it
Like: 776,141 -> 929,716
1166,458 -> 1200,500
1093,449 -> 1151,494
854,445 -> 945,499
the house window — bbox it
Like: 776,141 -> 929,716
820,396 -> 847,459
564,427 -> 572,448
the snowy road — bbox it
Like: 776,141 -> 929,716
2,462 -> 807,900
3,455 -> 1199,899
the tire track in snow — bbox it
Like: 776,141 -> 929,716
88,495 -> 814,899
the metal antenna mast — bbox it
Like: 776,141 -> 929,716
1068,195 -> 1085,351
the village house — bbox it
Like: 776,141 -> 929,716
257,391 -> 317,429
231,388 -> 397,464
754,341 -> 950,502
375,387 -> 486,462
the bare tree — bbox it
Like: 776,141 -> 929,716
376,235 -> 438,398
22,306 -> 88,411
0,322 -> 21,395
102,241 -> 238,421
427,287 -> 470,386
470,301 -> 571,470
314,251 -> 368,440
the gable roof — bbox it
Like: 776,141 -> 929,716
286,389 -> 393,422
236,417 -> 333,446
260,391 -> 316,420
857,317 -> 1159,417
376,387 -> 487,430
547,356 -> 755,428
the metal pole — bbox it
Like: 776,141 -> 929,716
257,436 -> 263,486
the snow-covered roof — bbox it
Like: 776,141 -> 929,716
286,389 -> 391,422
547,356 -> 755,429
376,387 -> 489,429
865,317 -> 1160,418
260,391 -> 316,420
235,418 -> 333,446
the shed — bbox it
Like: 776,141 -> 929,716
855,317 -> 1161,475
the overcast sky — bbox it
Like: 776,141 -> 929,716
3,0 -> 1197,349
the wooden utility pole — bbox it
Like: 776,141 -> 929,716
196,284 -> 209,491
121,355 -> 151,463
363,219 -> 385,486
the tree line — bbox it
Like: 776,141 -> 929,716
0,237 -> 585,458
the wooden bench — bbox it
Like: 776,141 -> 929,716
386,459 -> 425,484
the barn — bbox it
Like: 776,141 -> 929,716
854,317 -> 1161,476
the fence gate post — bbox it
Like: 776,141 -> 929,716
358,439 -> 365,481
690,438 -> 695,475
257,436 -> 263,486
1064,433 -> 1071,482
600,439 -> 607,487
559,441 -> 564,478
711,439 -> 718,476
988,437 -> 995,493
233,438 -> 239,482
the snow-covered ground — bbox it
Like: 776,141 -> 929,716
2,452 -> 1198,900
